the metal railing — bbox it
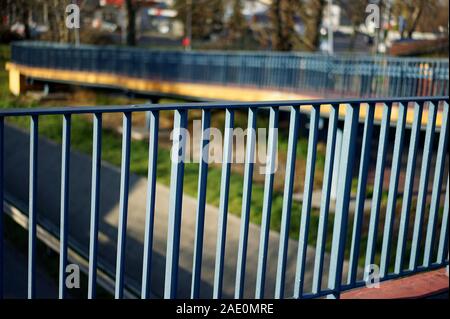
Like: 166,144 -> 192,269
0,96 -> 449,299
11,41 -> 449,99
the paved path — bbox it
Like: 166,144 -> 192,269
3,239 -> 60,298
4,123 -> 351,299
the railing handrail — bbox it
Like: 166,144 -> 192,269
11,41 -> 449,100
11,41 -> 450,63
2,49 -> 450,299
1,96 -> 448,117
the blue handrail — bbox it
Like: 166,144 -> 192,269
10,41 -> 450,98
0,96 -> 448,299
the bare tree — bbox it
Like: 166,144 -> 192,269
0,0 -> 8,25
48,0 -> 72,42
269,0 -> 326,52
3,0 -> 32,38
393,0 -> 445,38
269,0 -> 296,51
228,0 -> 247,41
299,0 -> 326,51
175,0 -> 224,40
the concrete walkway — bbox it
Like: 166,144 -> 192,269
3,239 -> 59,298
4,123 -> 349,299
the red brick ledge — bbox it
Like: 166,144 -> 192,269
341,268 -> 449,299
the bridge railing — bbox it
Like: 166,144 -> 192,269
0,96 -> 449,299
10,41 -> 449,98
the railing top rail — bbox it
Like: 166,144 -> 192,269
11,41 -> 450,63
1,96 -> 448,117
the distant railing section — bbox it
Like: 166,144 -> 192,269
0,96 -> 449,299
11,41 -> 449,98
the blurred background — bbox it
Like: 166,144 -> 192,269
0,0 -> 448,56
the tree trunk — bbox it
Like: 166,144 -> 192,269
125,0 -> 136,46
271,0 -> 283,50
22,7 -> 30,39
407,3 -> 425,38
300,0 -> 326,51
270,0 -> 295,51
310,0 -> 325,50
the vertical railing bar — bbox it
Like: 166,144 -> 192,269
327,103 -> 360,299
409,102 -> 437,271
436,176 -> 449,264
28,115 -> 38,299
423,101 -> 449,267
88,113 -> 102,299
190,109 -> 211,299
364,103 -> 391,280
379,102 -> 407,278
294,105 -> 320,298
213,108 -> 234,299
394,102 -> 423,275
59,114 -> 71,299
235,108 -> 258,299
346,103 -> 375,286
114,112 -> 132,299
275,106 -> 300,299
255,107 -> 278,299
312,104 -> 339,294
164,109 -> 188,299
0,117 -> 3,299
141,110 -> 160,299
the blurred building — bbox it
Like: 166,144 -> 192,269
95,0 -> 182,37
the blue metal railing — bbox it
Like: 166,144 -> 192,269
0,96 -> 449,299
10,41 -> 449,98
